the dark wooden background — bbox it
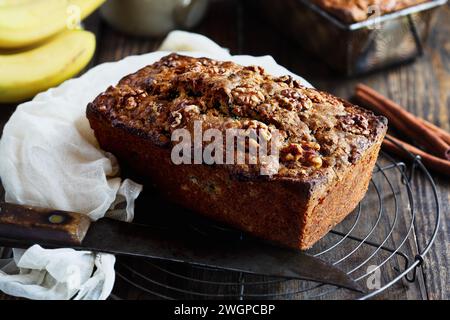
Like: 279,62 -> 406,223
0,0 -> 448,300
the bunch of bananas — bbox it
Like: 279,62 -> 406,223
0,0 -> 105,103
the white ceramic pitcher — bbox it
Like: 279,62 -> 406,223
100,0 -> 209,37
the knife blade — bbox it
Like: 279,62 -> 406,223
0,202 -> 363,292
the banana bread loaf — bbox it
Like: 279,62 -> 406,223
313,0 -> 429,23
87,54 -> 387,249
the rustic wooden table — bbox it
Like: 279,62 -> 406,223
0,0 -> 448,300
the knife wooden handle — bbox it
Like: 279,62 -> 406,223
0,203 -> 91,246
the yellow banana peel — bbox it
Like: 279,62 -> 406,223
0,0 -> 105,48
0,30 -> 96,103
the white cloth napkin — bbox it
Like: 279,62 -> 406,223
0,30 -> 312,300
0,246 -> 115,300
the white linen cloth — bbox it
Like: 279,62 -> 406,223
0,30 -> 312,300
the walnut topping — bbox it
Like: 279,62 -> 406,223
212,66 -> 226,74
243,119 -> 263,129
339,114 -> 370,135
279,141 -> 323,169
275,75 -> 294,86
125,97 -> 137,110
256,91 -> 265,101
259,128 -> 272,142
280,143 -> 303,162
284,154 -> 295,161
275,89 -> 313,111
144,78 -> 157,91
292,80 -> 303,89
276,95 -> 295,111
302,89 -> 325,103
232,86 -> 264,107
241,120 -> 273,142
183,104 -> 200,114
308,155 -> 323,169
169,103 -> 201,128
91,53 -> 385,179
303,141 -> 321,151
280,89 -> 301,99
138,89 -> 148,99
303,99 -> 313,110
244,65 -> 265,74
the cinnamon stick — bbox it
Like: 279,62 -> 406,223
356,89 -> 450,145
419,118 -> 450,145
356,84 -> 450,160
383,134 -> 450,177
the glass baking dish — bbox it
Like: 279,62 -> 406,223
256,0 -> 448,75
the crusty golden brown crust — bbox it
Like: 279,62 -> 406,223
87,54 -> 387,249
313,0 -> 429,23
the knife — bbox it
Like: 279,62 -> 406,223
0,202 -> 362,292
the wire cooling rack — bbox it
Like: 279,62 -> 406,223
0,138 -> 441,300
108,139 -> 441,300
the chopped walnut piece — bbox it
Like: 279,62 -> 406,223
276,88 -> 312,111
275,75 -> 294,86
244,65 -> 265,74
303,141 -> 321,151
280,143 -> 303,162
309,156 -> 323,169
339,114 -> 370,135
125,97 -> 137,110
232,87 -> 264,107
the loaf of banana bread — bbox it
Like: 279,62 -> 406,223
313,0 -> 429,23
87,54 -> 387,249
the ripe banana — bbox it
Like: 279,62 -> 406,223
0,0 -> 105,48
0,30 -> 96,103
